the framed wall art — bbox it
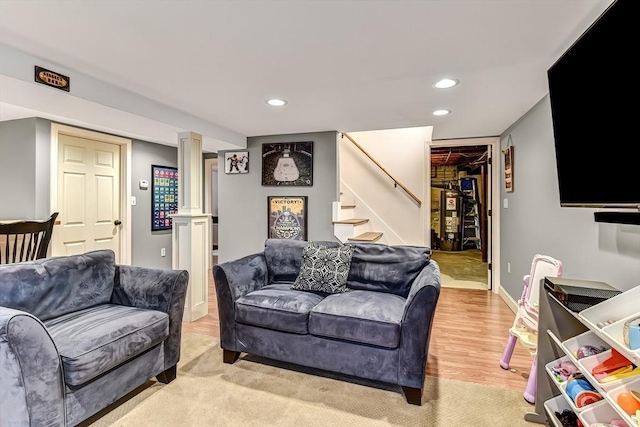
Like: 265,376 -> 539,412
224,151 -> 249,174
267,196 -> 308,240
151,165 -> 178,231
261,141 -> 313,186
502,144 -> 514,193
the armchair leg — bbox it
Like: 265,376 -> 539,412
402,386 -> 423,405
156,364 -> 177,384
223,349 -> 240,364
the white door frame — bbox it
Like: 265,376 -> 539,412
203,157 -> 218,215
426,137 -> 501,293
50,123 -> 132,265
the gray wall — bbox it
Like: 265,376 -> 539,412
131,140 -> 177,269
218,131 -> 340,263
34,118 -> 51,218
0,118 -> 51,219
499,95 -> 640,298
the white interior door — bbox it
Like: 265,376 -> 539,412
54,134 -> 121,260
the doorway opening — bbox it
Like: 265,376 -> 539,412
428,138 -> 498,291
203,156 -> 218,267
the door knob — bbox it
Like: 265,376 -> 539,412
114,220 -> 122,226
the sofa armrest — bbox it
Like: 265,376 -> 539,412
111,265 -> 189,369
212,253 -> 268,350
0,307 -> 65,427
398,260 -> 441,388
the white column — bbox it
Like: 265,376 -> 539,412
172,131 -> 211,322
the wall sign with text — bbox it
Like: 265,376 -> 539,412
34,66 -> 70,92
268,196 -> 308,240
152,165 -> 178,231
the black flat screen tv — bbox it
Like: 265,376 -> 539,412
547,0 -> 638,209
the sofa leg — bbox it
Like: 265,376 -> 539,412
402,386 -> 423,405
223,349 -> 240,364
156,365 -> 177,384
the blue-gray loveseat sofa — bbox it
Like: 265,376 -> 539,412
0,249 -> 189,426
213,239 -> 441,405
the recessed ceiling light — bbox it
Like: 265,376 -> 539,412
433,109 -> 451,116
433,78 -> 459,89
266,99 -> 287,106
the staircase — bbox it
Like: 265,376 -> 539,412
335,131 -> 424,246
333,190 -> 383,243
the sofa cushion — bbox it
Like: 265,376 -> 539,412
291,241 -> 354,294
346,242 -> 431,297
236,284 -> 325,334
44,304 -> 169,386
309,290 -> 406,348
264,238 -> 341,283
0,250 -> 116,321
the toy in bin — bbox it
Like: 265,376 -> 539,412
591,348 -> 640,383
624,316 -> 640,350
616,390 -> 640,416
566,374 -> 602,408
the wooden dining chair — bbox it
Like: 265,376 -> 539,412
0,212 -> 59,264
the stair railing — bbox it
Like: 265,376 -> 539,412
341,132 -> 422,206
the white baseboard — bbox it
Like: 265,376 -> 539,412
498,285 -> 518,314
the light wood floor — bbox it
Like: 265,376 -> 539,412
182,268 -> 533,393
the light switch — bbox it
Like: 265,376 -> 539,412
503,198 -> 509,209
131,196 -> 137,206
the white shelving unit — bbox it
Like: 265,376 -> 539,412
525,279 -> 640,426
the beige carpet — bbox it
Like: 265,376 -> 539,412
85,333 -> 539,427
438,271 -> 488,290
431,249 -> 488,290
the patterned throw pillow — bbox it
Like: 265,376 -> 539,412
291,241 -> 354,294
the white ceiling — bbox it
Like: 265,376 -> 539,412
0,0 -> 614,147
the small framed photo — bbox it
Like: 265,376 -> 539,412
261,141 -> 313,186
224,151 -> 249,174
268,196 -> 308,240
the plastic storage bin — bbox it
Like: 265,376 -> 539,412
607,377 -> 640,427
561,330 -> 610,363
578,348 -> 640,392
578,399 -> 630,427
544,395 -> 576,427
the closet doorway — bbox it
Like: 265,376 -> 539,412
428,138 -> 498,291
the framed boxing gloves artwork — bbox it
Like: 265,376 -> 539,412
261,141 -> 313,186
224,151 -> 249,174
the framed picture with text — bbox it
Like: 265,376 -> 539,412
151,165 -> 178,231
267,196 -> 308,240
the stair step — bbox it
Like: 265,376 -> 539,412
332,218 -> 369,226
348,232 -> 383,242
341,204 -> 356,209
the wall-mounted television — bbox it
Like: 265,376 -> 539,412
547,0 -> 638,213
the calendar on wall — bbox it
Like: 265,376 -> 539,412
151,165 -> 178,231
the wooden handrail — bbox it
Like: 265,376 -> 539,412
341,133 -> 422,206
